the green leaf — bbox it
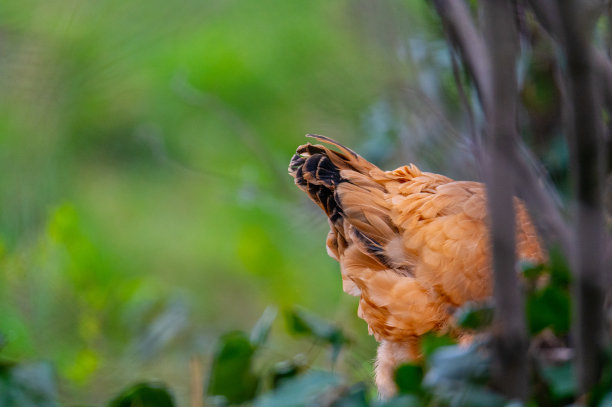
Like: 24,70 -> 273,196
454,302 -> 494,330
419,333 -> 456,361
271,358 -> 305,389
374,394 -> 421,407
599,392 -> 612,407
285,307 -> 348,364
423,343 -> 489,387
108,382 -> 175,407
250,306 -> 277,347
207,331 -> 259,404
254,371 -> 342,407
441,384 -> 506,407
0,361 -> 60,407
538,362 -> 575,400
394,364 -> 423,395
526,285 -> 571,335
548,246 -> 571,288
422,341 -> 503,406
330,383 -> 369,407
519,261 -> 546,283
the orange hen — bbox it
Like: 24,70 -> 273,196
289,135 -> 546,397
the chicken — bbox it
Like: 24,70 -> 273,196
288,134 -> 546,397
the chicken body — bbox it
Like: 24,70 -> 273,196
289,135 -> 545,397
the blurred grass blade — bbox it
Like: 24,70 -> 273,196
250,306 -> 277,347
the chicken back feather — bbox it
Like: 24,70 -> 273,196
288,135 -> 545,397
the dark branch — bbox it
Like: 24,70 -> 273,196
433,0 -> 572,254
557,0 -> 608,393
432,0 -> 492,112
528,0 -> 612,110
482,1 -> 528,401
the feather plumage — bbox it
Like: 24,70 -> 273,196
289,135 -> 546,397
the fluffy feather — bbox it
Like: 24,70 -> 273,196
289,135 -> 546,397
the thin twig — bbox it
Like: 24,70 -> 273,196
400,84 -> 463,141
448,47 -> 483,167
190,355 -> 204,407
432,0 -> 493,112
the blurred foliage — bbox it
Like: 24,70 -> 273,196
0,0 -> 585,405
207,331 -> 258,403
108,383 -> 174,407
3,250 -> 608,407
0,0 -> 400,403
453,302 -> 494,331
285,306 -> 349,366
522,248 -> 572,336
0,360 -> 59,407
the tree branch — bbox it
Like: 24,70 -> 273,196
432,0 -> 492,112
528,0 -> 612,109
433,0 -> 572,254
482,1 -> 528,401
557,0 -> 608,393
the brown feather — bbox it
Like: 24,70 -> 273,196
288,135 -> 546,397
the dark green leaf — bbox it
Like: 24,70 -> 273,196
526,285 -> 571,335
254,371 -> 342,407
373,395 -> 421,407
250,306 -> 277,347
423,341 -> 502,406
454,302 -> 494,330
271,358 -> 305,389
539,362 -> 575,400
286,307 -> 348,364
419,333 -> 456,361
108,382 -> 174,407
549,246 -> 571,288
207,331 -> 259,404
0,362 -> 60,407
330,383 -> 369,407
519,261 -> 546,282
394,364 -> 423,395
423,343 -> 490,387
599,392 -> 612,407
437,384 -> 506,407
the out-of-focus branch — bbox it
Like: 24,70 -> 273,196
512,148 -> 572,254
594,50 -> 612,111
528,0 -> 612,109
432,0 -> 492,112
557,0 -> 608,393
432,0 -> 572,254
481,1 -> 528,401
449,41 -> 483,164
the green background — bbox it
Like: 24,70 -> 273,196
0,1 -> 503,404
